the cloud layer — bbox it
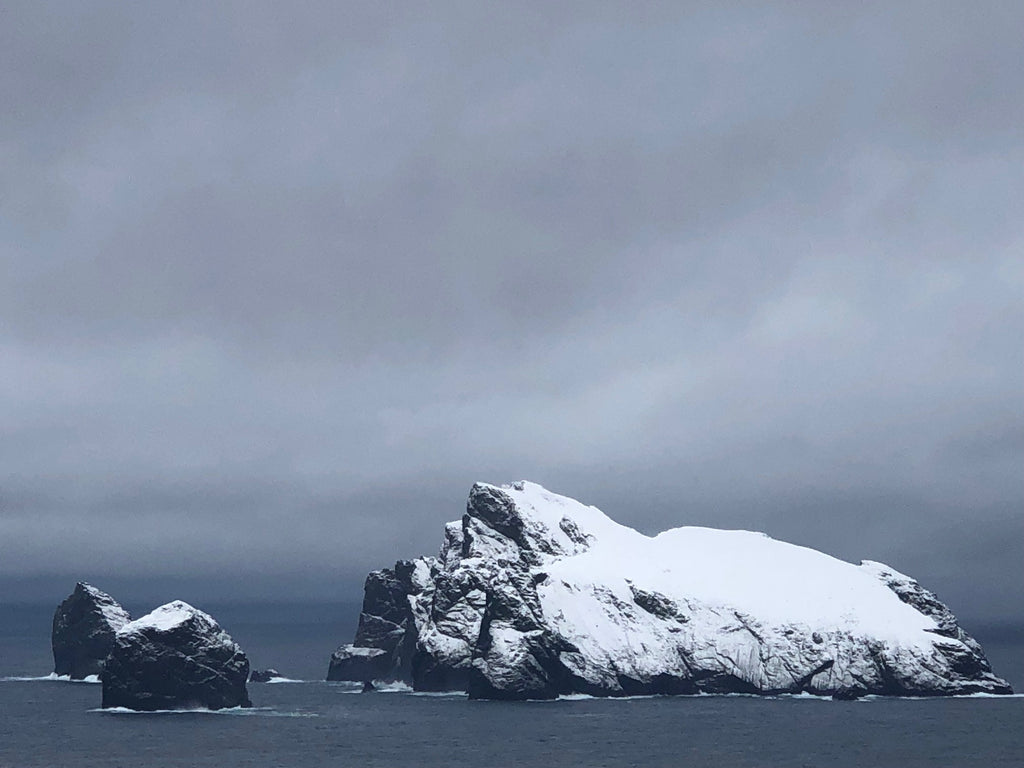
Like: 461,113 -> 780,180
2,2 -> 1021,621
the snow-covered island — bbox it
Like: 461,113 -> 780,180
328,481 -> 1012,700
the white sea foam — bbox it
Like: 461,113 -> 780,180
556,692 -> 761,702
1,675 -> 59,682
93,706 -> 318,717
325,681 -> 363,691
1,673 -> 100,684
371,681 -> 414,693
852,692 -> 1024,702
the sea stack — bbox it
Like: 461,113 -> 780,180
52,582 -> 131,680
102,601 -> 251,710
329,481 -> 1013,700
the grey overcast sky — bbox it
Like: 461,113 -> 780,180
1,1 -> 1021,622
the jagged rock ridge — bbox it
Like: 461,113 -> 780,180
52,582 -> 131,680
329,481 -> 1012,700
102,601 -> 251,710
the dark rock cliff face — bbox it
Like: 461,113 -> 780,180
52,583 -> 131,680
328,481 -> 1013,700
102,601 -> 251,711
327,560 -> 427,683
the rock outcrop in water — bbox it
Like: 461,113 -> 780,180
52,582 -> 131,680
249,668 -> 281,683
328,481 -> 1013,700
328,645 -> 392,683
102,601 -> 251,710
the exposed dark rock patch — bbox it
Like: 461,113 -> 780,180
629,584 -> 688,623
832,686 -> 868,701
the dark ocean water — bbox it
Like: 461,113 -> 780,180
2,602 -> 1022,768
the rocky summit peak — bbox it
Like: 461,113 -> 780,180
463,481 -> 631,565
120,601 -> 215,637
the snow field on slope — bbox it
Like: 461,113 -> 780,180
492,482 -> 939,647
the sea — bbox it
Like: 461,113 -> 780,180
1,602 -> 1022,768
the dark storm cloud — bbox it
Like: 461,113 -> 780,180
2,2 -> 1021,623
